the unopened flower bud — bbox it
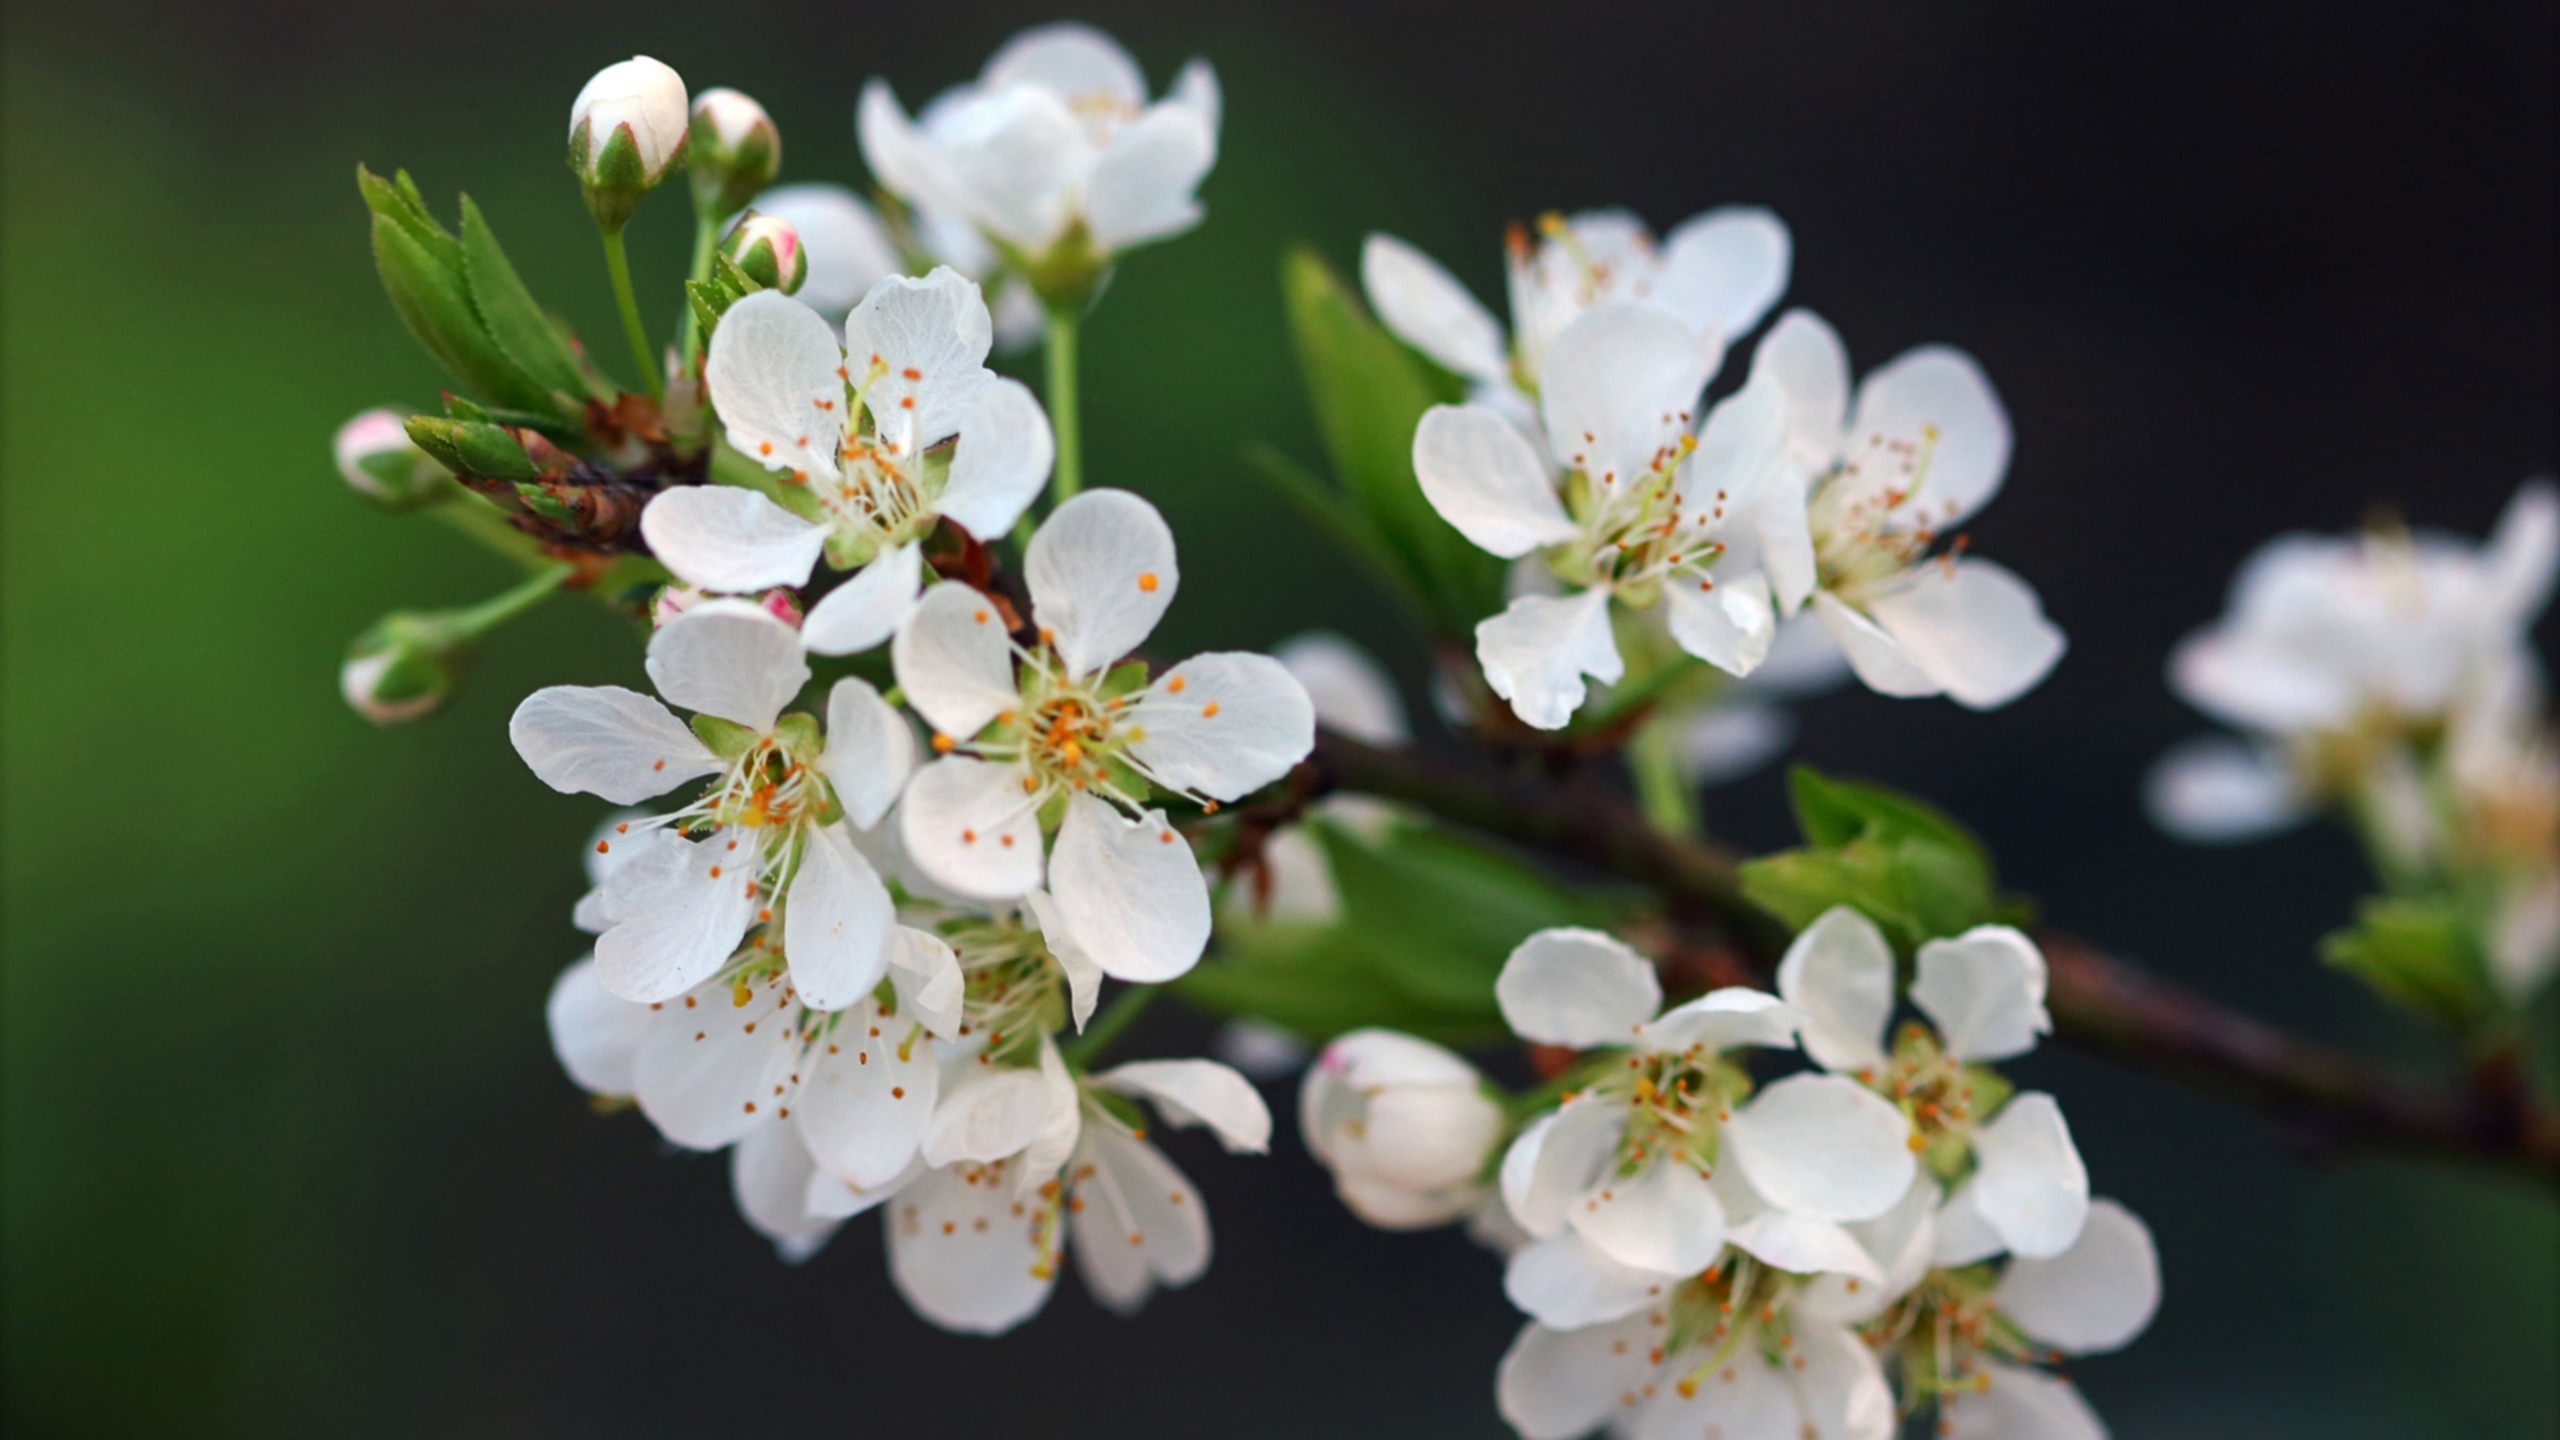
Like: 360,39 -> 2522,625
341,614 -> 471,725
689,88 -> 781,219
654,582 -> 803,629
1300,1029 -> 1505,1230
333,407 -> 451,511
721,212 -> 807,295
569,56 -> 689,229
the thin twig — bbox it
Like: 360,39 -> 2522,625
1307,729 -> 2560,1188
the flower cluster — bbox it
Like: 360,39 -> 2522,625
1304,910 -> 2159,1439
1378,222 -> 2064,730
2149,482 -> 2560,1009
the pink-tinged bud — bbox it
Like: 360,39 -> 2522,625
689,88 -> 781,219
721,211 -> 807,295
334,407 -> 450,511
655,584 -> 803,630
569,56 -> 689,228
1299,1029 -> 1504,1230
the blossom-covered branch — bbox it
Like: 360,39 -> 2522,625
1308,728 -> 2560,1185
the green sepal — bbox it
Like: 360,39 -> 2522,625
403,416 -> 538,481
690,714 -> 760,759
458,196 -> 601,403
1085,1088 -> 1147,1130
2321,896 -> 2496,1031
772,712 -> 822,756
1272,248 -> 1503,641
685,280 -> 731,353
1098,756 -> 1152,806
512,483 -> 578,526
1037,788 -> 1070,831
441,394 -> 493,423
1098,660 -> 1152,700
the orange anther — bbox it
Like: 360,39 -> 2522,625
1137,572 -> 1159,593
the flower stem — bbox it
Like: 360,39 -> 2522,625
1629,712 -> 1700,836
600,226 -> 661,403
452,562 -> 575,636
672,210 -> 719,367
1062,983 -> 1155,1070
1044,307 -> 1082,503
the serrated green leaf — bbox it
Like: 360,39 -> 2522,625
1278,247 -> 1504,638
459,196 -> 597,405
369,214 -> 558,418
2321,896 -> 2494,1030
356,164 -> 461,270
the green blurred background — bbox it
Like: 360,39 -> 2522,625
4,1 -> 2553,1435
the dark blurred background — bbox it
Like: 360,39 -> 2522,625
4,1 -> 2554,1435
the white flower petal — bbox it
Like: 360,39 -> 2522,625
1025,489 -> 1178,679
1015,1038 -> 1084,1192
594,827 -> 762,1003
1095,1059 -> 1272,1153
1723,1073 -> 1915,1223
1496,927 -> 1663,1047
939,377 -> 1054,540
2143,734 -> 2310,843
1049,793 -> 1212,982
797,996 -> 939,1188
817,677 -> 915,830
924,1064 -> 1060,1166
1726,1206 -> 1882,1284
1775,907 -> 1895,1073
1665,569 -> 1776,677
1930,1181 -> 2008,1268
1866,558 -> 2065,711
887,926 -> 965,1039
1848,345 -> 2010,533
1755,463 -> 1818,615
1068,1125 -> 1211,1314
1786,1323 -> 1900,1440
805,1150 -> 924,1222
843,267 -> 994,457
937,88 -> 1082,252
645,599 -> 810,732
1813,592 -> 1941,698
1333,1172 -> 1476,1231
982,21 -> 1146,103
1168,57 -> 1221,140
1023,889 -> 1103,1029
546,957 -> 653,1096
732,1122 -> 841,1264
1128,652 -> 1315,802
1413,403 -> 1579,559
1541,304 -> 1712,492
1516,1095 -> 1627,1237
1498,1111 -> 1559,1235
857,81 -> 961,216
801,542 -> 924,657
886,1159 -> 1059,1335
1504,1232 -> 1671,1329
1940,1363 -> 2108,1440
1478,589 -> 1625,731
1275,632 -> 1411,745
640,486 -> 829,592
891,581 -> 1022,740
2487,479 -> 2560,623
1656,205 -> 1792,345
1086,103 -> 1213,253
630,971 -> 797,1150
1799,1175 -> 1941,1324
1495,1315 -> 1659,1440
509,686 -> 718,804
782,822 -> 895,1012
1993,1197 -> 2160,1354
1637,987 -> 1804,1057
1751,309 -> 1852,470
1566,1158 -> 1727,1277
1362,233 -> 1508,384
1964,1092 -> 2090,1259
705,290 -> 848,481
1911,925 -> 2051,1062
895,757 -> 1046,900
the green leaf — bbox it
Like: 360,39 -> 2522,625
1788,767 -> 1987,859
2321,897 -> 2495,1031
356,165 -> 462,270
1276,247 -> 1503,638
1743,768 -> 2006,951
403,417 -> 537,481
458,196 -> 598,405
369,213 -> 559,418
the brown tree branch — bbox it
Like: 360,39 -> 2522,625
1308,729 -> 2560,1188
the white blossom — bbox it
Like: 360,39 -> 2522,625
1741,309 -> 2063,709
509,600 -> 913,1009
1492,928 -> 1916,1320
642,272 -> 1054,654
1301,1029 -> 1505,1229
1777,908 -> 2089,1263
891,489 -> 1315,982
1415,305 -> 1801,728
859,23 -> 1220,279
1364,206 -> 1790,405
749,183 -> 1046,350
